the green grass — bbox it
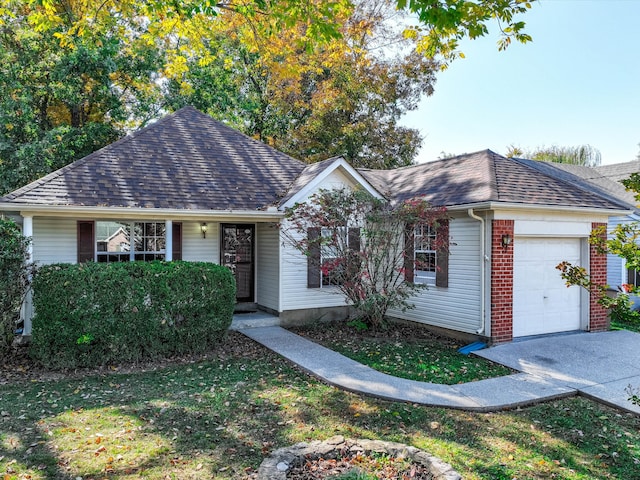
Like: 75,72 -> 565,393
611,318 -> 640,333
292,322 -> 513,384
1,332 -> 639,479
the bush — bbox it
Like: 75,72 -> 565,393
0,218 -> 36,355
30,261 -> 236,369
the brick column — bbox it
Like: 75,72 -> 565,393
589,222 -> 609,332
490,220 -> 514,343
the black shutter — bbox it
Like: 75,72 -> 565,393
404,224 -> 414,283
348,227 -> 360,251
77,221 -> 95,263
435,219 -> 449,288
172,222 -> 182,261
307,227 -> 321,288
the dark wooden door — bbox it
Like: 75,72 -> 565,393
221,224 -> 255,302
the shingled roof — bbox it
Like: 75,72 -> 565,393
1,106 -> 306,210
596,160 -> 640,183
514,159 -> 639,214
359,150 -> 628,210
0,109 -> 630,214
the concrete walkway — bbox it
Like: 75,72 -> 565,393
234,318 -> 640,414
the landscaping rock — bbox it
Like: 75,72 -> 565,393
257,437 -> 462,479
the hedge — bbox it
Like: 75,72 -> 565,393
30,261 -> 236,369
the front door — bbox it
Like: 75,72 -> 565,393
221,224 -> 255,302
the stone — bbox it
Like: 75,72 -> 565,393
256,437 -> 462,479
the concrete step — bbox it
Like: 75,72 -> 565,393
230,312 -> 280,330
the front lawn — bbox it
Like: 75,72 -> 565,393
1,331 -> 639,479
290,321 -> 513,384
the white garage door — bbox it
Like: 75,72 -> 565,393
513,237 -> 582,338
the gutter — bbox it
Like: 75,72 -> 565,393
447,201 -> 631,217
0,203 -> 284,221
467,209 -> 486,335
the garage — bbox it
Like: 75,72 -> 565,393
512,237 -> 583,337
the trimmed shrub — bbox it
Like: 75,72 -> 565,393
30,261 -> 236,369
0,218 -> 36,355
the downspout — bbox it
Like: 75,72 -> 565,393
467,209 -> 486,335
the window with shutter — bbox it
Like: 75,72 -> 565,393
78,221 -> 182,263
307,226 -> 361,288
405,220 -> 449,287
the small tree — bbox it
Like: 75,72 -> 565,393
283,188 -> 448,329
0,218 -> 36,354
557,172 -> 640,406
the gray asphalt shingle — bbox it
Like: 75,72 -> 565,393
359,150 -> 626,210
1,106 -> 306,210
0,109 -> 630,213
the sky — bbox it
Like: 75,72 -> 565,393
401,0 -> 640,165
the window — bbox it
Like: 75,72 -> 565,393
133,222 -> 166,261
404,220 -> 448,288
96,221 -> 130,262
320,226 -> 347,287
627,268 -> 640,289
307,226 -> 361,288
89,221 -> 175,263
414,224 -> 437,285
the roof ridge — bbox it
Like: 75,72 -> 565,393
487,150 -> 503,202
355,149 -> 496,174
186,107 -> 306,168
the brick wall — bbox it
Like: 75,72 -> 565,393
490,220 -> 514,343
589,222 -> 609,332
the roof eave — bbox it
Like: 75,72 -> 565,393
0,203 -> 285,221
446,201 -> 632,216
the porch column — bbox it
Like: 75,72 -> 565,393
22,215 -> 34,335
165,220 -> 173,261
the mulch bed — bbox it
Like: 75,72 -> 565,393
286,453 -> 434,479
0,330 -> 265,385
289,320 -> 463,348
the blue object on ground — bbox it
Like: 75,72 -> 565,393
458,341 -> 487,355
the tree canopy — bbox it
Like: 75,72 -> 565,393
506,144 -> 603,167
0,0 -> 535,194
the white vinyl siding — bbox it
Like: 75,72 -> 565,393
608,215 -> 630,289
181,221 -> 219,262
32,217 -> 77,264
280,227 -> 350,311
279,169 -> 358,311
388,217 -> 483,334
256,223 -> 280,311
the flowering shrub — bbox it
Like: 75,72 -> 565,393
283,188 -> 448,329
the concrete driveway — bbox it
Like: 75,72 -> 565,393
476,330 -> 640,415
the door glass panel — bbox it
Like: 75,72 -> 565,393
222,225 -> 254,302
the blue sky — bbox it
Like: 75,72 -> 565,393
402,0 -> 640,165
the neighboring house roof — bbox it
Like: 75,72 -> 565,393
514,159 -> 639,215
596,160 -> 640,183
1,106 -> 306,211
359,150 -> 627,211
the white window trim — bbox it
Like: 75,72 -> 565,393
95,221 -> 168,263
414,224 -> 437,286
